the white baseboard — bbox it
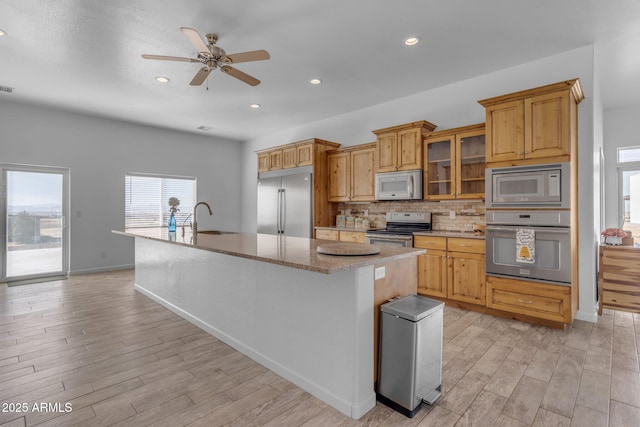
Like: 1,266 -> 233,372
68,264 -> 134,275
575,304 -> 599,323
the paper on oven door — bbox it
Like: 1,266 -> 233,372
516,228 -> 535,263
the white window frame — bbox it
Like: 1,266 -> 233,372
616,146 -> 640,230
125,172 -> 197,228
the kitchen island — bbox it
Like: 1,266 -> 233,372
113,228 -> 424,419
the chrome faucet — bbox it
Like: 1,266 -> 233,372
193,202 -> 213,235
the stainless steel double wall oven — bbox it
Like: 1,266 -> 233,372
485,162 -> 572,285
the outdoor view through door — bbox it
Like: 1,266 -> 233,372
2,166 -> 68,282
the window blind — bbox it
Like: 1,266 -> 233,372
125,174 -> 196,228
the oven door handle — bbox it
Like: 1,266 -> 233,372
486,225 -> 570,234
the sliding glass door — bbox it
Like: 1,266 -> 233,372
1,165 -> 69,283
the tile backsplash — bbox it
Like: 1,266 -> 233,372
336,200 -> 485,232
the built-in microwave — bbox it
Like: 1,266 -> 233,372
486,162 -> 570,209
375,170 -> 423,200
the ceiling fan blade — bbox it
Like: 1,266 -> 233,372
180,27 -> 211,56
220,66 -> 260,86
190,67 -> 212,86
225,50 -> 270,64
142,54 -> 200,63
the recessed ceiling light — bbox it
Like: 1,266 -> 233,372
250,103 -> 261,109
309,78 -> 322,85
0,29 -> 7,37
155,76 -> 169,83
404,37 -> 420,46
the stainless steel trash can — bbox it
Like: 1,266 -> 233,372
377,294 -> 444,418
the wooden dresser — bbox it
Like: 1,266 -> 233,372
598,245 -> 640,314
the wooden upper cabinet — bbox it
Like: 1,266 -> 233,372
282,145 -> 297,169
256,139 -> 339,173
526,91 -> 570,159
484,100 -> 524,163
350,146 -> 376,201
376,132 -> 397,172
269,150 -> 283,170
424,136 -> 455,200
373,120 -> 437,172
296,143 -> 314,166
328,151 -> 350,202
479,79 -> 583,166
423,123 -> 485,200
327,143 -> 376,202
398,128 -> 423,170
257,152 -> 270,172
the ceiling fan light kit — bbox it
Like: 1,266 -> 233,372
142,27 -> 270,87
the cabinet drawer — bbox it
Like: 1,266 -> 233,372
414,235 -> 446,250
315,229 -> 339,241
339,230 -> 366,243
486,277 -> 571,323
447,238 -> 484,254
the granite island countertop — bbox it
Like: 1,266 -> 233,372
113,228 -> 425,274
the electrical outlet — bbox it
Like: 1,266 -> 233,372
450,211 -> 456,219
375,266 -> 386,280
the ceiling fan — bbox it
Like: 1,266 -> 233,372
142,27 -> 270,86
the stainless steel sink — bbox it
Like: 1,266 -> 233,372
197,230 -> 236,235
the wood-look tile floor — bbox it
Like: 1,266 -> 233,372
0,270 -> 638,426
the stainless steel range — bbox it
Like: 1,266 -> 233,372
366,212 -> 432,247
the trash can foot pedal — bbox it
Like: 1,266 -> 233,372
422,386 -> 442,406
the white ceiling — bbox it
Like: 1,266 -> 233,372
2,0 -> 640,141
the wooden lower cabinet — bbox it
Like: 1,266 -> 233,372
448,251 -> 485,305
416,236 -> 485,306
314,228 -> 366,243
315,229 -> 339,241
418,249 -> 447,298
486,276 -> 571,323
415,236 -> 574,327
339,230 -> 367,243
598,245 -> 640,314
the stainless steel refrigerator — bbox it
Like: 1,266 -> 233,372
257,171 -> 312,238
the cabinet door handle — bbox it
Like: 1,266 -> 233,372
518,298 -> 533,304
458,244 -> 471,247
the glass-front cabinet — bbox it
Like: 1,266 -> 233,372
457,131 -> 486,198
425,139 -> 454,199
424,124 -> 485,200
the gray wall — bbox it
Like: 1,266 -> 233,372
1,100 -> 243,274
241,45 -> 600,322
